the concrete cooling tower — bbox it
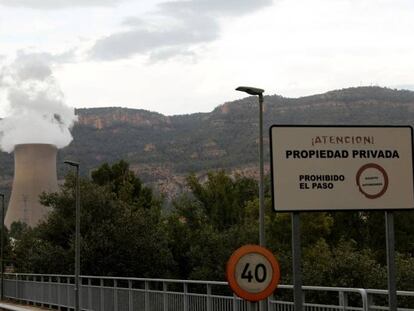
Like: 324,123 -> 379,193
5,144 -> 59,228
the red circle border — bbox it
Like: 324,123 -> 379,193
356,163 -> 389,199
226,245 -> 281,302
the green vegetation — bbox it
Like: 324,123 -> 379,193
7,160 -> 414,293
1,86 -> 414,295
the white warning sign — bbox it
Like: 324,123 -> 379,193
270,126 -> 414,211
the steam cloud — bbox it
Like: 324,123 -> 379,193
0,53 -> 77,153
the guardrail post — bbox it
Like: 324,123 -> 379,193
232,293 -> 237,311
100,279 -> 104,311
267,295 -> 273,310
49,276 -> 52,308
144,281 -> 149,311
163,282 -> 167,311
57,276 -> 61,310
183,283 -> 188,311
79,277 -> 82,311
339,291 -> 348,311
41,275 -> 45,307
248,301 -> 258,311
67,277 -> 71,309
358,289 -> 369,311
25,275 -> 28,305
15,274 -> 18,301
114,279 -> 118,311
128,280 -> 133,311
368,294 -> 374,311
206,284 -> 212,311
88,278 -> 92,311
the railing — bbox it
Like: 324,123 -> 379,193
1,273 -> 413,311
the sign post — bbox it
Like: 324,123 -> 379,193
292,212 -> 303,311
385,211 -> 397,311
226,245 -> 280,304
269,125 -> 414,311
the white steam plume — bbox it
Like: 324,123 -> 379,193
0,53 -> 77,153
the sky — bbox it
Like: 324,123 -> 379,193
1,0 -> 414,117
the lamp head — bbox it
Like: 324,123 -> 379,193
64,160 -> 80,168
236,86 -> 264,96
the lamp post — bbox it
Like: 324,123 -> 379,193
0,193 -> 4,301
64,161 -> 80,311
236,86 -> 266,311
236,86 -> 265,247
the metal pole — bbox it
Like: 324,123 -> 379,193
0,193 -> 4,301
235,86 -> 265,247
258,94 -> 267,311
385,211 -> 397,311
235,86 -> 266,311
258,93 -> 265,247
292,212 -> 303,311
249,301 -> 258,311
75,165 -> 80,311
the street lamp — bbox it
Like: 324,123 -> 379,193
64,161 -> 80,311
0,193 -> 4,300
236,86 -> 266,311
236,86 -> 265,247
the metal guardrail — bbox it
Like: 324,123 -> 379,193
0,301 -> 44,311
1,273 -> 413,311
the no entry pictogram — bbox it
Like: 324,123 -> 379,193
356,163 -> 389,199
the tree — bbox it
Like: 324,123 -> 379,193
12,161 -> 173,277
186,171 -> 258,230
165,172 -> 259,280
91,160 -> 156,209
9,166 -> 414,293
303,239 -> 386,289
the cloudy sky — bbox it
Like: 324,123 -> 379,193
1,0 -> 414,116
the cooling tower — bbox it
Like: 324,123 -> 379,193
5,144 -> 59,228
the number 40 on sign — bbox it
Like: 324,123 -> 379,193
226,245 -> 280,302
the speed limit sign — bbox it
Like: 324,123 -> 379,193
226,245 -> 280,301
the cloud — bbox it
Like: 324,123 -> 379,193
92,14 -> 218,60
0,49 -> 75,89
0,52 -> 77,152
147,47 -> 197,63
160,0 -> 272,16
90,0 -> 272,61
121,17 -> 147,28
0,0 -> 125,9
0,50 -> 76,87
14,49 -> 76,65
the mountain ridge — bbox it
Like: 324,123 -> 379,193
1,86 -> 414,199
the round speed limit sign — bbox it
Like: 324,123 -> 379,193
226,245 -> 280,301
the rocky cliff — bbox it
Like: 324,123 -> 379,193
1,86 -> 414,200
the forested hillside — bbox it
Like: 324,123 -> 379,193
1,86 -> 414,199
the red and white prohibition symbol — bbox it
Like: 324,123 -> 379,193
356,163 -> 389,199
